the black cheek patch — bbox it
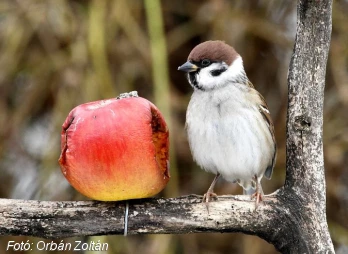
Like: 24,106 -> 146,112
211,67 -> 227,76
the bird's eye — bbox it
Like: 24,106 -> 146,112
201,59 -> 211,67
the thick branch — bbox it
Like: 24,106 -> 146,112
0,196 -> 273,238
0,193 -> 304,252
0,191 -> 332,253
286,0 -> 332,189
283,0 -> 334,252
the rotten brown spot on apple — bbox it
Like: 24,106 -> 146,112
150,106 -> 170,179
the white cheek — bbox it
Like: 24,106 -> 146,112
226,57 -> 244,79
197,57 -> 245,89
196,63 -> 222,87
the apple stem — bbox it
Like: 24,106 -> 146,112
116,91 -> 138,100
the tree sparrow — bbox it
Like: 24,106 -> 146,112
178,41 -> 276,207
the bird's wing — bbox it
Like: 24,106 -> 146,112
247,80 -> 277,179
258,93 -> 277,179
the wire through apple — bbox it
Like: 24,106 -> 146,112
124,202 -> 129,236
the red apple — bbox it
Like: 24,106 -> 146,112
58,92 -> 170,201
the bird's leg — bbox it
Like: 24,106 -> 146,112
203,173 -> 220,203
251,175 -> 264,209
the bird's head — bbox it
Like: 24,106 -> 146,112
178,40 -> 247,91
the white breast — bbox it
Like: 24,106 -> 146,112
186,84 -> 274,190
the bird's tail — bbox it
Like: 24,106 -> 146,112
243,188 -> 255,195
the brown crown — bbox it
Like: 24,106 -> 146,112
188,40 -> 239,65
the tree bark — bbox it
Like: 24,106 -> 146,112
284,0 -> 334,252
0,0 -> 334,253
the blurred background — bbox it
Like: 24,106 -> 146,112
0,0 -> 347,253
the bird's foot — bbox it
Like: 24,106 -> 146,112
202,191 -> 218,213
203,191 -> 218,203
250,175 -> 264,210
202,174 -> 220,213
251,191 -> 263,210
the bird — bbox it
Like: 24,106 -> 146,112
178,40 -> 276,207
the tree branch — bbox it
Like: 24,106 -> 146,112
0,192 -> 296,249
1,195 -> 275,238
282,0 -> 334,252
0,189 -> 331,253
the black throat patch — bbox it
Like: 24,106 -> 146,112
188,72 -> 204,91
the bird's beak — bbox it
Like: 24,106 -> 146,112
177,61 -> 199,72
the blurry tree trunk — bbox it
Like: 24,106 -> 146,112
0,0 -> 334,253
144,0 -> 179,197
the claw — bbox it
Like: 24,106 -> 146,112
251,175 -> 264,210
251,191 -> 263,209
203,191 -> 218,203
202,174 -> 220,213
202,191 -> 218,213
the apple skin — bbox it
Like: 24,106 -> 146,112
58,96 -> 170,201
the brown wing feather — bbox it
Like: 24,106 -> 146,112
248,80 -> 277,179
247,80 -> 255,89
